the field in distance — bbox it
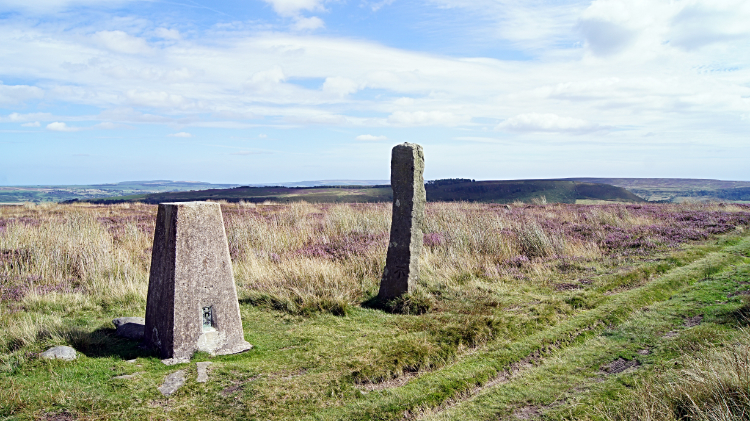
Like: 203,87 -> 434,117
72,179 -> 644,205
568,178 -> 750,203
0,180 -> 239,204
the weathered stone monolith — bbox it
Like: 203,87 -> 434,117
144,202 -> 252,364
378,143 -> 426,301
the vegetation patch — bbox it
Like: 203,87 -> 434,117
1,202 -> 750,420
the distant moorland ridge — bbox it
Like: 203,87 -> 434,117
66,179 -> 644,204
4,178 -> 749,204
566,178 -> 750,202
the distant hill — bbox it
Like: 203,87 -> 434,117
251,180 -> 389,188
0,181 -> 239,203
73,179 -> 643,205
425,179 -> 644,204
74,185 -> 393,204
0,180 -> 391,203
566,178 -> 750,203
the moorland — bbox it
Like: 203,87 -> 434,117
69,179 -> 642,205
2,200 -> 750,420
5,178 -> 750,205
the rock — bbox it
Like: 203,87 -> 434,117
40,346 -> 77,361
158,370 -> 186,396
144,202 -> 252,361
112,317 -> 144,328
112,317 -> 145,340
116,323 -> 145,341
161,357 -> 191,366
378,143 -> 426,300
196,361 -> 212,383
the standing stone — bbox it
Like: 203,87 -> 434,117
144,202 -> 252,364
378,143 -> 426,301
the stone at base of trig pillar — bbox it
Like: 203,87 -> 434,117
378,142 -> 426,301
144,201 -> 252,363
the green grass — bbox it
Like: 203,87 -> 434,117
423,240 -> 750,420
3,203 -> 750,420
1,236 -> 747,420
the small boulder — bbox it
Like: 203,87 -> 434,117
112,317 -> 144,328
158,370 -> 186,396
113,317 -> 145,341
40,346 -> 77,361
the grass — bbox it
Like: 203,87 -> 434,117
1,201 -> 750,420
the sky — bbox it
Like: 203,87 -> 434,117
1,0 -> 749,185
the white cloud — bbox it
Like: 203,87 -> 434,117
293,16 -> 325,31
95,121 -> 132,129
154,27 -> 181,40
0,0 -> 130,13
98,108 -> 172,124
369,0 -> 394,12
356,134 -> 387,141
94,30 -> 151,55
668,1 -> 750,50
496,113 -> 604,134
0,2 -> 748,155
125,90 -> 189,109
168,132 -> 192,138
576,0 -> 750,57
231,150 -> 267,155
322,76 -> 359,97
577,19 -> 636,56
261,0 -> 325,17
0,83 -> 44,106
3,112 -> 52,122
46,122 -> 81,132
244,66 -> 287,94
426,0 -> 587,51
387,111 -> 469,127
21,121 -> 40,127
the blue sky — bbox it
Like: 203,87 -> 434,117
1,0 -> 749,185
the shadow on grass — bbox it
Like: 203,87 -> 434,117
65,327 -> 156,360
361,292 -> 433,315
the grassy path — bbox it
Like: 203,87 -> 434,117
311,235 -> 750,420
422,242 -> 750,420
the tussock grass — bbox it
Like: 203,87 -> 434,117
595,340 -> 750,421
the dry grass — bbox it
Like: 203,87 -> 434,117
1,201 -> 749,352
599,328 -> 750,421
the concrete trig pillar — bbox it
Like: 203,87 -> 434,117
144,201 -> 252,364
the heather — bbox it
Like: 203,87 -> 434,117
1,201 -> 750,420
